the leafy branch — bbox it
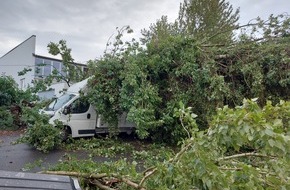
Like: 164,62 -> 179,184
41,171 -> 146,190
218,152 -> 276,161
47,40 -> 87,87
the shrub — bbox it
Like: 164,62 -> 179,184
0,107 -> 16,130
0,76 -> 18,106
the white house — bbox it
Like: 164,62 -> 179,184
0,35 -> 87,99
0,35 -> 36,90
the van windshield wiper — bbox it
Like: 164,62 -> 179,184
45,99 -> 58,111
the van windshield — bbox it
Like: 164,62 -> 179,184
45,94 -> 76,111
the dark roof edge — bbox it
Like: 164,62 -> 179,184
33,54 -> 86,66
0,35 -> 36,59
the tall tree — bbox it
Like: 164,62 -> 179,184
177,0 -> 239,44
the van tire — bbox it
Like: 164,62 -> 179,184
126,129 -> 132,135
61,126 -> 71,141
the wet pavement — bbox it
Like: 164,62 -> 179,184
0,130 -> 143,174
0,133 -> 90,172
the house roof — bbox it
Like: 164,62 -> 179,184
1,35 -> 87,67
33,54 -> 87,67
0,35 -> 36,59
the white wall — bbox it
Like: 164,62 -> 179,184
0,35 -> 36,90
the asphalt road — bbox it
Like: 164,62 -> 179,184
0,130 -> 141,174
0,132 -> 89,172
1,133 -> 63,172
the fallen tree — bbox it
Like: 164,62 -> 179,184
87,12 -> 290,144
43,99 -> 290,189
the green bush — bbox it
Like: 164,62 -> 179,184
0,107 -> 16,130
0,76 -> 18,106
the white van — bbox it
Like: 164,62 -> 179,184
41,78 -> 135,138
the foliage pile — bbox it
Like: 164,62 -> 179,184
87,7 -> 290,143
0,76 -> 36,130
0,70 -> 62,151
44,99 -> 290,189
62,136 -> 175,168
16,105 -> 63,153
64,137 -> 136,158
0,69 -> 62,151
145,99 -> 290,189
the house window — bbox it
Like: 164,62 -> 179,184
20,78 -> 25,90
35,58 -> 44,77
52,61 -> 61,75
60,63 -> 67,77
43,60 -> 52,76
83,67 -> 88,74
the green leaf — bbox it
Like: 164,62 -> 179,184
268,139 -> 275,147
275,141 -> 285,152
265,128 -> 274,137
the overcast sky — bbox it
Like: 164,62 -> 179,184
0,0 -> 289,63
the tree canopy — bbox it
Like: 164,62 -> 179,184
87,0 -> 290,144
177,0 -> 239,44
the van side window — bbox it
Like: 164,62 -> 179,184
70,98 -> 90,114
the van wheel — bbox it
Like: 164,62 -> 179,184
126,128 -> 135,135
126,129 -> 132,135
60,126 -> 71,141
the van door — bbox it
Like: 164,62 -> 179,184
65,97 -> 96,137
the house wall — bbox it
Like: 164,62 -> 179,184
0,35 -> 36,90
0,35 -> 88,100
